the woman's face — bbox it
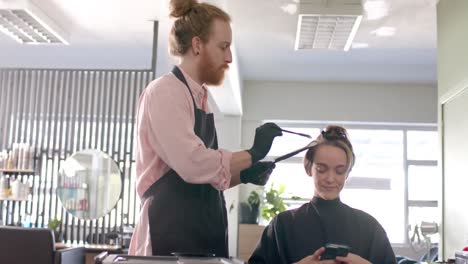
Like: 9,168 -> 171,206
310,144 -> 348,200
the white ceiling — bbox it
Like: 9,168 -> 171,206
228,0 -> 437,83
0,0 -> 437,114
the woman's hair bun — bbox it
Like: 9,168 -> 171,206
320,125 -> 348,141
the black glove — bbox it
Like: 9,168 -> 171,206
247,122 -> 283,163
240,161 -> 276,186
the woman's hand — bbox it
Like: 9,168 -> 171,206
294,247 -> 338,264
335,253 -> 371,264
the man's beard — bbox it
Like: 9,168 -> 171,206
198,53 -> 228,86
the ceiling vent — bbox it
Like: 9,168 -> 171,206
295,0 -> 362,51
0,0 -> 68,44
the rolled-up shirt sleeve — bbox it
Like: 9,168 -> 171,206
142,76 -> 232,190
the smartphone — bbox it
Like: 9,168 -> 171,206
320,243 -> 350,260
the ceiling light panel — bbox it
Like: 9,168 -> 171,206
0,0 -> 68,44
296,15 -> 360,50
295,0 -> 363,51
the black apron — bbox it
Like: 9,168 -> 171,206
142,66 -> 229,258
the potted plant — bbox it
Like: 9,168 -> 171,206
261,183 -> 287,223
260,184 -> 303,224
48,218 -> 63,242
239,190 -> 261,224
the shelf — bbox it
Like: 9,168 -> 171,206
57,187 -> 88,190
58,187 -> 88,190
0,197 -> 29,202
0,169 -> 35,174
66,209 -> 89,212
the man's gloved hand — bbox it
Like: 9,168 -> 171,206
240,161 -> 276,186
247,122 -> 283,163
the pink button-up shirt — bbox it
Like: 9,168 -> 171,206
129,68 -> 233,255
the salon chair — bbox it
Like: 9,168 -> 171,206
0,226 -> 85,264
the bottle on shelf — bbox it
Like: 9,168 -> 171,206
0,143 -> 35,171
0,151 -> 7,169
0,172 -> 8,199
10,177 -> 20,199
29,145 -> 35,171
11,143 -> 19,169
6,151 -> 14,170
22,214 -> 32,228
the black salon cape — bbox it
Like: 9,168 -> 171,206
248,197 -> 396,264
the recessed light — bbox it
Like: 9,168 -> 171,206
364,0 -> 388,20
281,4 -> 298,15
371,26 -> 395,37
351,42 -> 369,49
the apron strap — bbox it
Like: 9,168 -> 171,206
171,66 -> 198,111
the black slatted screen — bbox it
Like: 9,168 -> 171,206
0,68 -> 153,243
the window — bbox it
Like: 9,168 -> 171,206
407,130 -> 439,244
265,123 -> 439,245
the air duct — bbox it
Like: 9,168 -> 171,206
295,0 -> 362,51
0,0 -> 68,44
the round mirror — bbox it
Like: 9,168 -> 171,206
57,149 -> 122,220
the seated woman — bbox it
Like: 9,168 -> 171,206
248,125 -> 396,264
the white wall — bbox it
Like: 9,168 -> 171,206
437,1 -> 468,98
441,90 -> 468,259
243,81 -> 437,123
241,80 -> 437,149
214,114 -> 243,257
437,0 -> 468,259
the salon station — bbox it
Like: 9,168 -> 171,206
1,0 -> 468,263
